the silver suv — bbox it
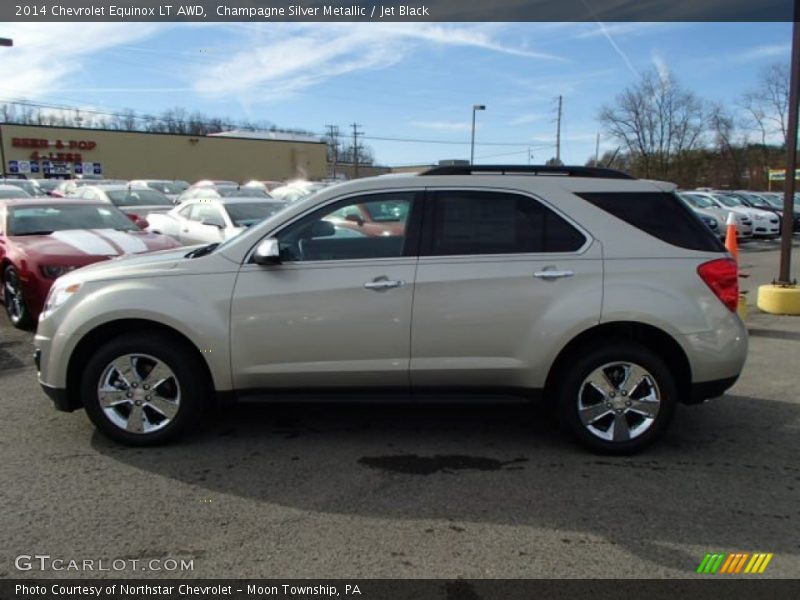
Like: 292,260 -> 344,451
34,166 -> 747,453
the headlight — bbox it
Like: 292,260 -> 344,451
40,282 -> 82,320
40,265 -> 77,279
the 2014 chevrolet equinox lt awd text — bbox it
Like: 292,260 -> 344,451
33,166 -> 747,454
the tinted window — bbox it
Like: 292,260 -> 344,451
578,192 -> 724,252
427,191 -> 585,256
276,193 -> 415,261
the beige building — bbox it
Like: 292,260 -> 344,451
0,123 -> 328,182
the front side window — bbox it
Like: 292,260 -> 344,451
276,192 -> 416,262
426,190 -> 585,256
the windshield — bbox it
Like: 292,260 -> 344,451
8,204 -> 138,235
0,187 -> 30,198
225,202 -> 288,227
106,189 -> 172,206
34,180 -> 60,193
145,181 -> 183,195
217,187 -> 268,198
2,180 -> 38,195
682,193 -> 713,209
714,194 -> 740,208
734,192 -> 768,208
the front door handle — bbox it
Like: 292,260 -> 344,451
534,270 -> 574,280
364,278 -> 405,291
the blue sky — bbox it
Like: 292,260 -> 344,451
0,22 -> 793,166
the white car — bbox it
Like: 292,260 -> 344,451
680,192 -> 753,239
714,192 -> 779,238
146,197 -> 289,245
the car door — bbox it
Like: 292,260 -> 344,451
410,188 -> 602,391
180,203 -> 225,245
230,191 -> 422,390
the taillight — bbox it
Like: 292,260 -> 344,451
697,258 -> 738,312
126,213 -> 148,229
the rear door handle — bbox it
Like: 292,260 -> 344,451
534,270 -> 574,280
364,279 -> 405,291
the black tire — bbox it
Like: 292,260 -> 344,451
81,332 -> 209,446
2,265 -> 32,329
554,342 -> 677,455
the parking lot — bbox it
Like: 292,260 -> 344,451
1,239 -> 798,579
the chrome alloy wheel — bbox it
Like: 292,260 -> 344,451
4,270 -> 24,322
97,354 -> 181,434
577,362 -> 661,443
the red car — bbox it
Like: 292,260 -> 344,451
0,199 -> 180,328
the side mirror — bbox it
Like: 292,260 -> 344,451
253,238 -> 281,265
201,218 -> 225,229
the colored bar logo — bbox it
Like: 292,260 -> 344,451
697,553 -> 773,574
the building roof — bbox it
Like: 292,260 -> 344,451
208,129 -> 322,143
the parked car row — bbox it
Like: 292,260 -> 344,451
0,176 -> 340,329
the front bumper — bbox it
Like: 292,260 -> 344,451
39,381 -> 77,412
687,375 -> 740,405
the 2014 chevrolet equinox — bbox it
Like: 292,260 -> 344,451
34,166 -> 747,453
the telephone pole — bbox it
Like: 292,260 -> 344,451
595,132 -> 600,165
351,122 -> 363,179
325,124 -> 339,179
555,95 -> 563,165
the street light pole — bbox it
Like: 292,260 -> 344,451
0,38 -> 12,177
779,18 -> 800,285
470,104 -> 485,165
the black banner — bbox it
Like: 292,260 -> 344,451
3,580 -> 800,600
0,0 -> 795,23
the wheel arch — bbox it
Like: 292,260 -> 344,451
545,321 -> 692,404
66,318 -> 215,411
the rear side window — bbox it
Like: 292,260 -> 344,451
577,192 -> 725,252
426,190 -> 585,256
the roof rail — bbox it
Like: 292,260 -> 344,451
420,165 -> 636,179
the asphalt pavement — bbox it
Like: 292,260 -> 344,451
0,239 -> 798,579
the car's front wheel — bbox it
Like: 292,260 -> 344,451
2,265 -> 32,329
81,333 -> 208,445
555,342 -> 677,454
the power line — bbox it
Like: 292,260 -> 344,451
0,97 -> 561,150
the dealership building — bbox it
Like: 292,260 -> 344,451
0,123 -> 328,182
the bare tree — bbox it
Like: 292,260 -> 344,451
708,102 -> 747,188
598,68 -> 705,179
741,62 -> 790,148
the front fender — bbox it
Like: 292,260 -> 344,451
40,272 -> 237,391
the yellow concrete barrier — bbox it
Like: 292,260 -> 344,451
757,284 -> 800,315
737,294 -> 748,321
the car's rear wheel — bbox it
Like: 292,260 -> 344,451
555,342 -> 676,454
81,333 -> 208,445
3,265 -> 32,329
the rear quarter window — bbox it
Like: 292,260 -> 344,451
577,192 -> 725,252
